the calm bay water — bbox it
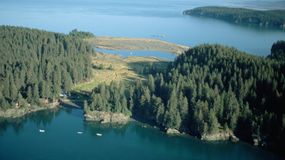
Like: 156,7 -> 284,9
0,0 -> 285,159
0,0 -> 285,56
0,108 -> 281,160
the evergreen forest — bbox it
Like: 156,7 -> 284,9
0,26 -> 93,109
87,42 -> 285,154
184,6 -> 285,29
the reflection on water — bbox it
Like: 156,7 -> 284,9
0,108 -> 60,135
0,107 -> 282,160
84,121 -> 129,138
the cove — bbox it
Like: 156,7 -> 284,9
0,107 -> 281,160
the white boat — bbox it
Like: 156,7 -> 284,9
77,131 -> 83,134
39,129 -> 45,133
96,133 -> 102,136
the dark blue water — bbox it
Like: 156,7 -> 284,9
0,108 -> 282,160
0,0 -> 284,56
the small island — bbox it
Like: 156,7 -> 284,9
184,6 -> 285,30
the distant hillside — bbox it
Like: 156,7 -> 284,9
184,6 -> 285,30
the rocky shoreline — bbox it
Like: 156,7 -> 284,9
84,110 -> 130,124
201,130 -> 239,142
166,128 -> 181,135
0,101 -> 59,119
84,110 -> 240,142
165,127 -> 239,142
0,99 -> 243,144
0,101 -> 253,146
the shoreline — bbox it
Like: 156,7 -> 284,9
84,110 -> 130,124
0,101 -> 60,119
84,109 -> 239,142
0,101 -> 260,149
184,7 -> 285,30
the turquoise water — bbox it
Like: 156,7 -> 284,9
0,0 -> 285,159
0,0 -> 284,56
0,108 -> 281,160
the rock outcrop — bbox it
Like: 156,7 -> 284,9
253,137 -> 262,146
84,110 -> 129,124
166,128 -> 180,134
201,130 -> 239,142
0,101 -> 59,119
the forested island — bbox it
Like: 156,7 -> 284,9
184,6 -> 285,30
1,26 -> 285,157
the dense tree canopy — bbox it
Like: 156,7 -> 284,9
270,40 -> 285,60
69,29 -> 94,39
87,43 -> 285,155
88,82 -> 132,116
0,26 -> 93,109
1,25 -> 284,156
184,6 -> 285,29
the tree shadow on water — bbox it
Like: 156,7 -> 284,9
0,108 -> 60,135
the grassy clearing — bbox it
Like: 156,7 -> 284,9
72,52 -> 169,92
73,35 -> 184,92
